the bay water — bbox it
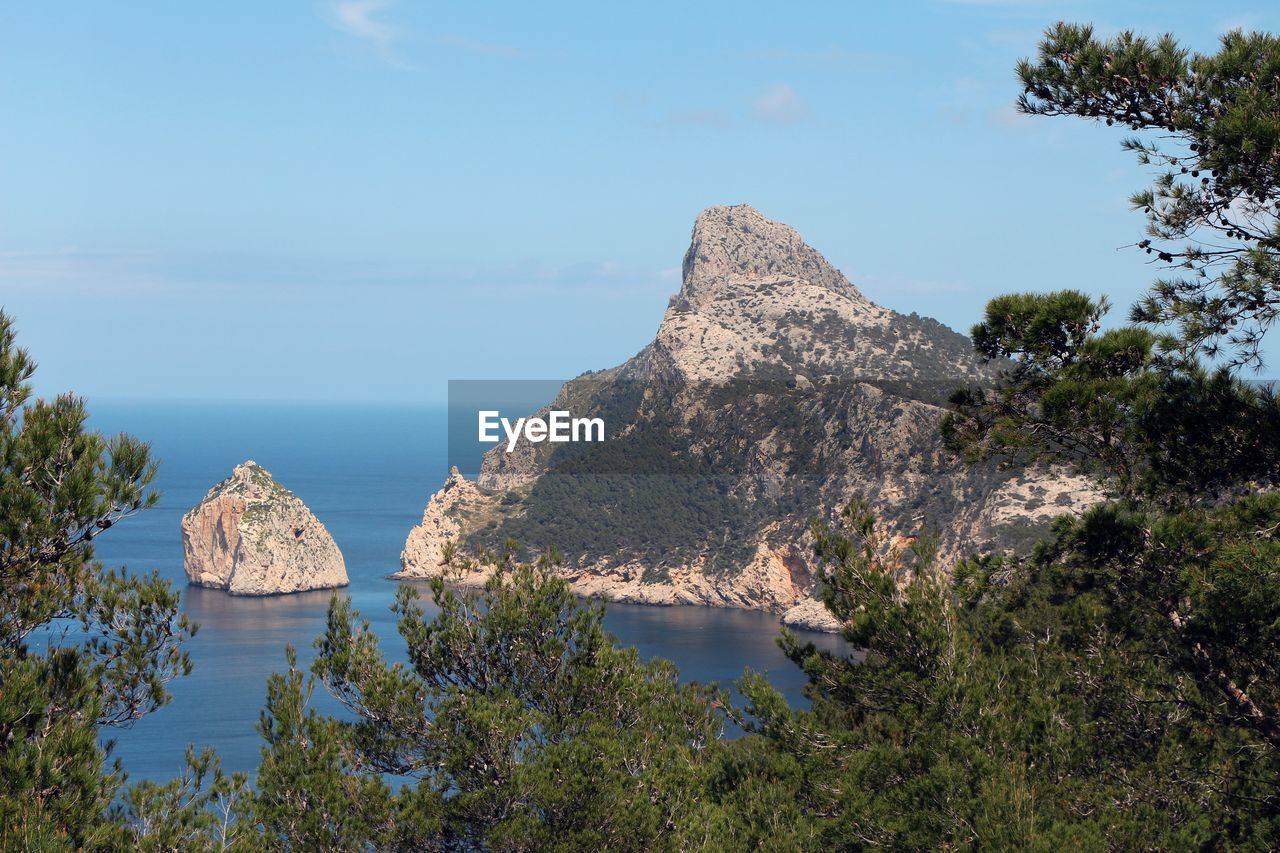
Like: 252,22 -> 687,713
84,402 -> 846,782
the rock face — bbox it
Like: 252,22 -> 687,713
396,205 -> 1098,630
182,460 -> 348,595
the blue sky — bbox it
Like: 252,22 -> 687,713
1,1 -> 1274,402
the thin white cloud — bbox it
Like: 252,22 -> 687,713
0,248 -> 189,296
942,0 -> 1062,6
743,48 -> 888,71
0,248 -> 674,300
990,103 -> 1032,128
984,27 -> 1043,49
331,0 -> 396,46
328,2 -> 520,66
752,84 -> 810,124
432,33 -> 522,59
1216,14 -> 1260,35
857,273 -> 973,296
663,109 -> 734,129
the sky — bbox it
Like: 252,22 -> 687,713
1,1 -> 1275,403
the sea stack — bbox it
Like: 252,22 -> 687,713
181,460 -> 348,595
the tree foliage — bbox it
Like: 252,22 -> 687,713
14,19 -> 1280,851
944,290 -> 1280,504
0,310 -> 211,848
247,550 -> 728,850
1018,23 -> 1280,369
685,21 -> 1280,848
726,494 -> 1280,847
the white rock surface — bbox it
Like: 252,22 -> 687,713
182,460 -> 348,595
781,598 -> 843,633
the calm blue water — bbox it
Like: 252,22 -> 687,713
84,402 -> 846,783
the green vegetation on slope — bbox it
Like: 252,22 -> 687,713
7,20 -> 1280,849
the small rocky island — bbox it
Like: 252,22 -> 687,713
181,460 -> 348,595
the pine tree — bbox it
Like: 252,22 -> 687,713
726,23 -> 1280,848
250,549 -> 728,849
1017,23 -> 1280,370
0,309 -> 200,847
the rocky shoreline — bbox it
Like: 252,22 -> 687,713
390,467 -> 843,632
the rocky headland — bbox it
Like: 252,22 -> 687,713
395,205 -> 1098,630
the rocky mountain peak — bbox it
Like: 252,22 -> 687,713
399,205 -> 1099,631
230,459 -> 269,486
652,205 -> 983,384
679,204 -> 866,309
235,459 -> 262,477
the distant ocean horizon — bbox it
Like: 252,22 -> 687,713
84,401 -> 846,782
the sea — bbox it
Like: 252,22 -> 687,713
84,402 -> 848,783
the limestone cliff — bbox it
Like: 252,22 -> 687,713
182,460 -> 348,595
396,205 -> 1099,630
